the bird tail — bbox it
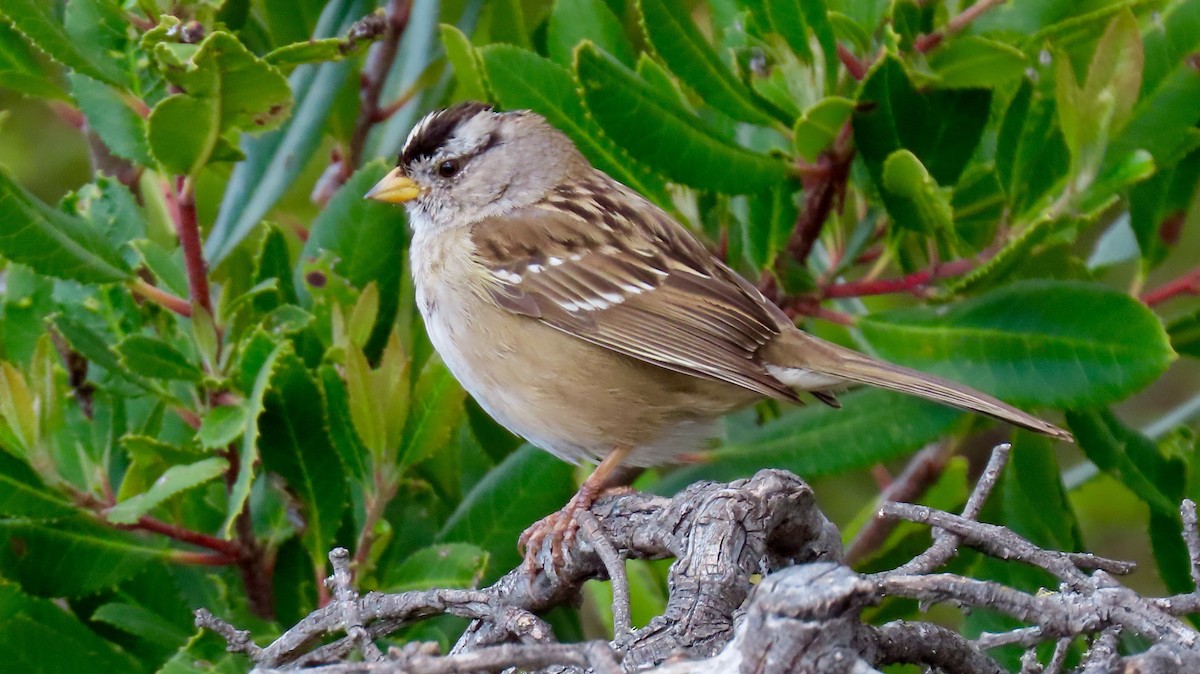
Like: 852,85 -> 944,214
769,331 -> 1073,442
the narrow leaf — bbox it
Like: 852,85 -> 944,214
576,42 -> 788,193
116,335 -> 202,382
638,0 -> 774,124
0,170 -> 131,283
106,457 -> 229,525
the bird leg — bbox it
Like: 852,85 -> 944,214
519,444 -> 634,573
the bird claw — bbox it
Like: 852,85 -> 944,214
519,503 -> 584,574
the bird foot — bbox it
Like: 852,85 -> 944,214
519,490 -> 593,574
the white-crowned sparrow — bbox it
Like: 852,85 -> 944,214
365,102 -> 1071,565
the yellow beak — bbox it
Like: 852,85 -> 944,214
364,167 -> 422,203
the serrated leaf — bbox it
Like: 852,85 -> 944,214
319,364 -> 369,481
0,362 -> 37,453
198,405 -> 248,449
399,357 -> 465,470
259,351 -> 346,567
0,518 -> 168,596
221,337 -> 289,538
0,450 -> 74,519
792,96 -> 853,162
68,73 -> 152,166
206,0 -> 364,265
0,169 -> 131,283
438,445 -> 577,578
347,283 -> 380,349
0,584 -> 140,671
638,0 -> 774,125
548,0 -> 635,68
380,543 -> 488,592
106,457 -> 228,525
0,0 -> 125,85
479,44 -> 668,205
263,38 -> 346,69
0,22 -> 67,100
861,280 -> 1176,408
440,24 -> 488,100
91,601 -> 192,647
116,334 -> 202,382
576,42 -> 788,194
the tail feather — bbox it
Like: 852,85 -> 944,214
771,332 -> 1073,442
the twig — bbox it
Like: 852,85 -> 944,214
1045,637 -> 1072,674
873,621 -> 1005,674
129,279 -> 193,317
195,608 -> 262,658
170,177 -> 211,315
1181,500 -> 1200,590
837,43 -> 868,80
123,515 -> 243,558
328,547 -> 384,662
915,0 -> 1009,52
846,440 -> 956,565
882,444 -> 1011,576
781,131 -> 855,271
342,0 -> 412,183
1141,266 -> 1200,306
577,509 -> 631,639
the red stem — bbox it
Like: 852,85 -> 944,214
171,177 -> 212,315
1142,267 -> 1200,306
131,279 -> 192,317
837,43 -> 868,81
821,253 -> 988,299
341,0 -> 412,184
125,516 -> 243,558
915,0 -> 1007,53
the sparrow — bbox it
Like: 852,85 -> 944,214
365,101 -> 1071,567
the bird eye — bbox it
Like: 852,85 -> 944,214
437,159 -> 460,178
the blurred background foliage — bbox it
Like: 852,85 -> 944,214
0,0 -> 1198,671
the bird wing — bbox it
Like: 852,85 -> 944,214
470,172 -> 802,402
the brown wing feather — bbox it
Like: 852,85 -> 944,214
472,171 -> 800,402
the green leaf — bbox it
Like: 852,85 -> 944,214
380,543 -> 488,592
106,457 -> 229,525
853,56 -> 991,186
765,0 -> 813,61
547,0 -> 635,68
576,42 -> 789,194
792,96 -> 853,162
0,22 -> 67,100
0,583 -> 140,672
0,0 -> 125,85
0,518 -> 167,597
927,36 -> 1028,89
1003,433 -> 1082,552
198,405 -> 248,449
638,0 -> 774,125
116,334 -> 202,382
147,94 -> 220,176
263,38 -> 347,69
206,0 -> 364,265
440,24 -> 488,101
0,450 -> 74,519
0,169 -> 131,283
480,44 -> 668,204
91,601 -> 192,647
744,184 -> 797,269
860,280 -> 1176,408
319,364 -> 369,481
1170,309 -> 1200,359
438,445 -> 577,578
67,73 -> 152,166
221,337 -> 289,538
259,351 -> 346,567
659,388 -> 963,493
148,28 -> 293,133
399,357 -> 466,470
1067,408 -> 1192,593
881,149 -> 955,236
